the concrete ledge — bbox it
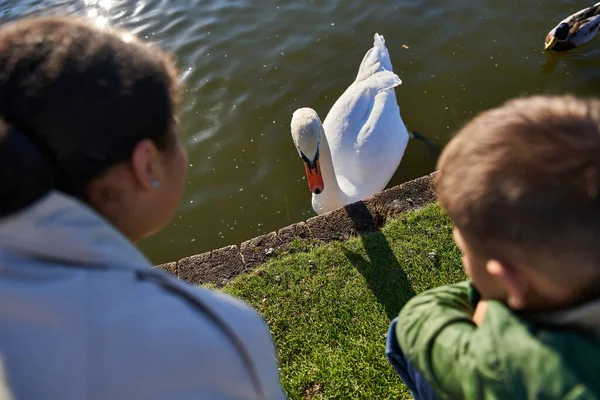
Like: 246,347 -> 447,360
240,231 -> 281,270
156,172 -> 438,286
178,245 -> 245,287
156,261 -> 177,276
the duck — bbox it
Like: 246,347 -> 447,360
290,33 -> 409,215
545,2 -> 600,51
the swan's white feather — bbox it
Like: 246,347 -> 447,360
321,34 -> 409,204
294,33 -> 410,214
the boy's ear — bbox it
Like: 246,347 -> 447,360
486,259 -> 528,310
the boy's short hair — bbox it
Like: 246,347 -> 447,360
436,95 -> 600,290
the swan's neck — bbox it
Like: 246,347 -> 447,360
313,126 -> 347,213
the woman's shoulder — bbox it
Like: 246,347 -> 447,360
94,267 -> 285,399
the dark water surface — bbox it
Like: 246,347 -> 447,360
2,0 -> 600,264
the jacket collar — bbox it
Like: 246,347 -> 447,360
0,191 -> 152,270
526,298 -> 600,340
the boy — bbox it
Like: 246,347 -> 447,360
386,95 -> 600,399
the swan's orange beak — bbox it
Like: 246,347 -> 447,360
304,160 -> 324,195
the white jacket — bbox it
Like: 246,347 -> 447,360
0,192 -> 286,400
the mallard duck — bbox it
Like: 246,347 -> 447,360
545,2 -> 600,51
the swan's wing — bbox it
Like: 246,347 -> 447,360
349,74 -> 409,192
323,70 -> 407,194
355,33 -> 393,82
327,32 -> 399,153
355,71 -> 403,144
324,70 -> 401,153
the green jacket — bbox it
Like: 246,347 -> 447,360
396,282 -> 600,399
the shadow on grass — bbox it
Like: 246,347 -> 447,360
342,201 -> 416,320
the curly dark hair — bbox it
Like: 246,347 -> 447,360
0,16 -> 180,216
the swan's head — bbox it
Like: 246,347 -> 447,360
291,108 -> 324,195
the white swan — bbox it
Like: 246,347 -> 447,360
291,33 -> 409,215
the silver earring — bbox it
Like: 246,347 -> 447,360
152,179 -> 159,189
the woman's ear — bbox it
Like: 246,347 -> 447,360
130,138 -> 162,191
486,259 -> 528,310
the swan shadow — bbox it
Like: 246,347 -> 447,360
341,201 -> 416,320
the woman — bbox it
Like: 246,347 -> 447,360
0,16 -> 285,400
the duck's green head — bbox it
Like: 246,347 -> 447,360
545,23 -> 570,50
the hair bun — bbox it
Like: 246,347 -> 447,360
0,120 -> 54,217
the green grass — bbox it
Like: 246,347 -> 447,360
221,203 -> 466,399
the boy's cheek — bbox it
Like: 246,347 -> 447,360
456,231 -> 509,302
463,258 -> 508,301
472,279 -> 507,302
462,253 -> 483,286
472,278 -> 509,304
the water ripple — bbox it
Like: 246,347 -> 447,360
1,0 -> 599,263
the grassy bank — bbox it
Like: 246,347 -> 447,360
222,203 -> 466,399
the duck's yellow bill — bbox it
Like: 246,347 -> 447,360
545,36 -> 558,51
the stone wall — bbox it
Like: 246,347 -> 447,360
156,172 -> 438,287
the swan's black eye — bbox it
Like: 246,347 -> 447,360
299,148 -> 320,169
299,151 -> 311,165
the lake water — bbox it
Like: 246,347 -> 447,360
2,0 -> 600,264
